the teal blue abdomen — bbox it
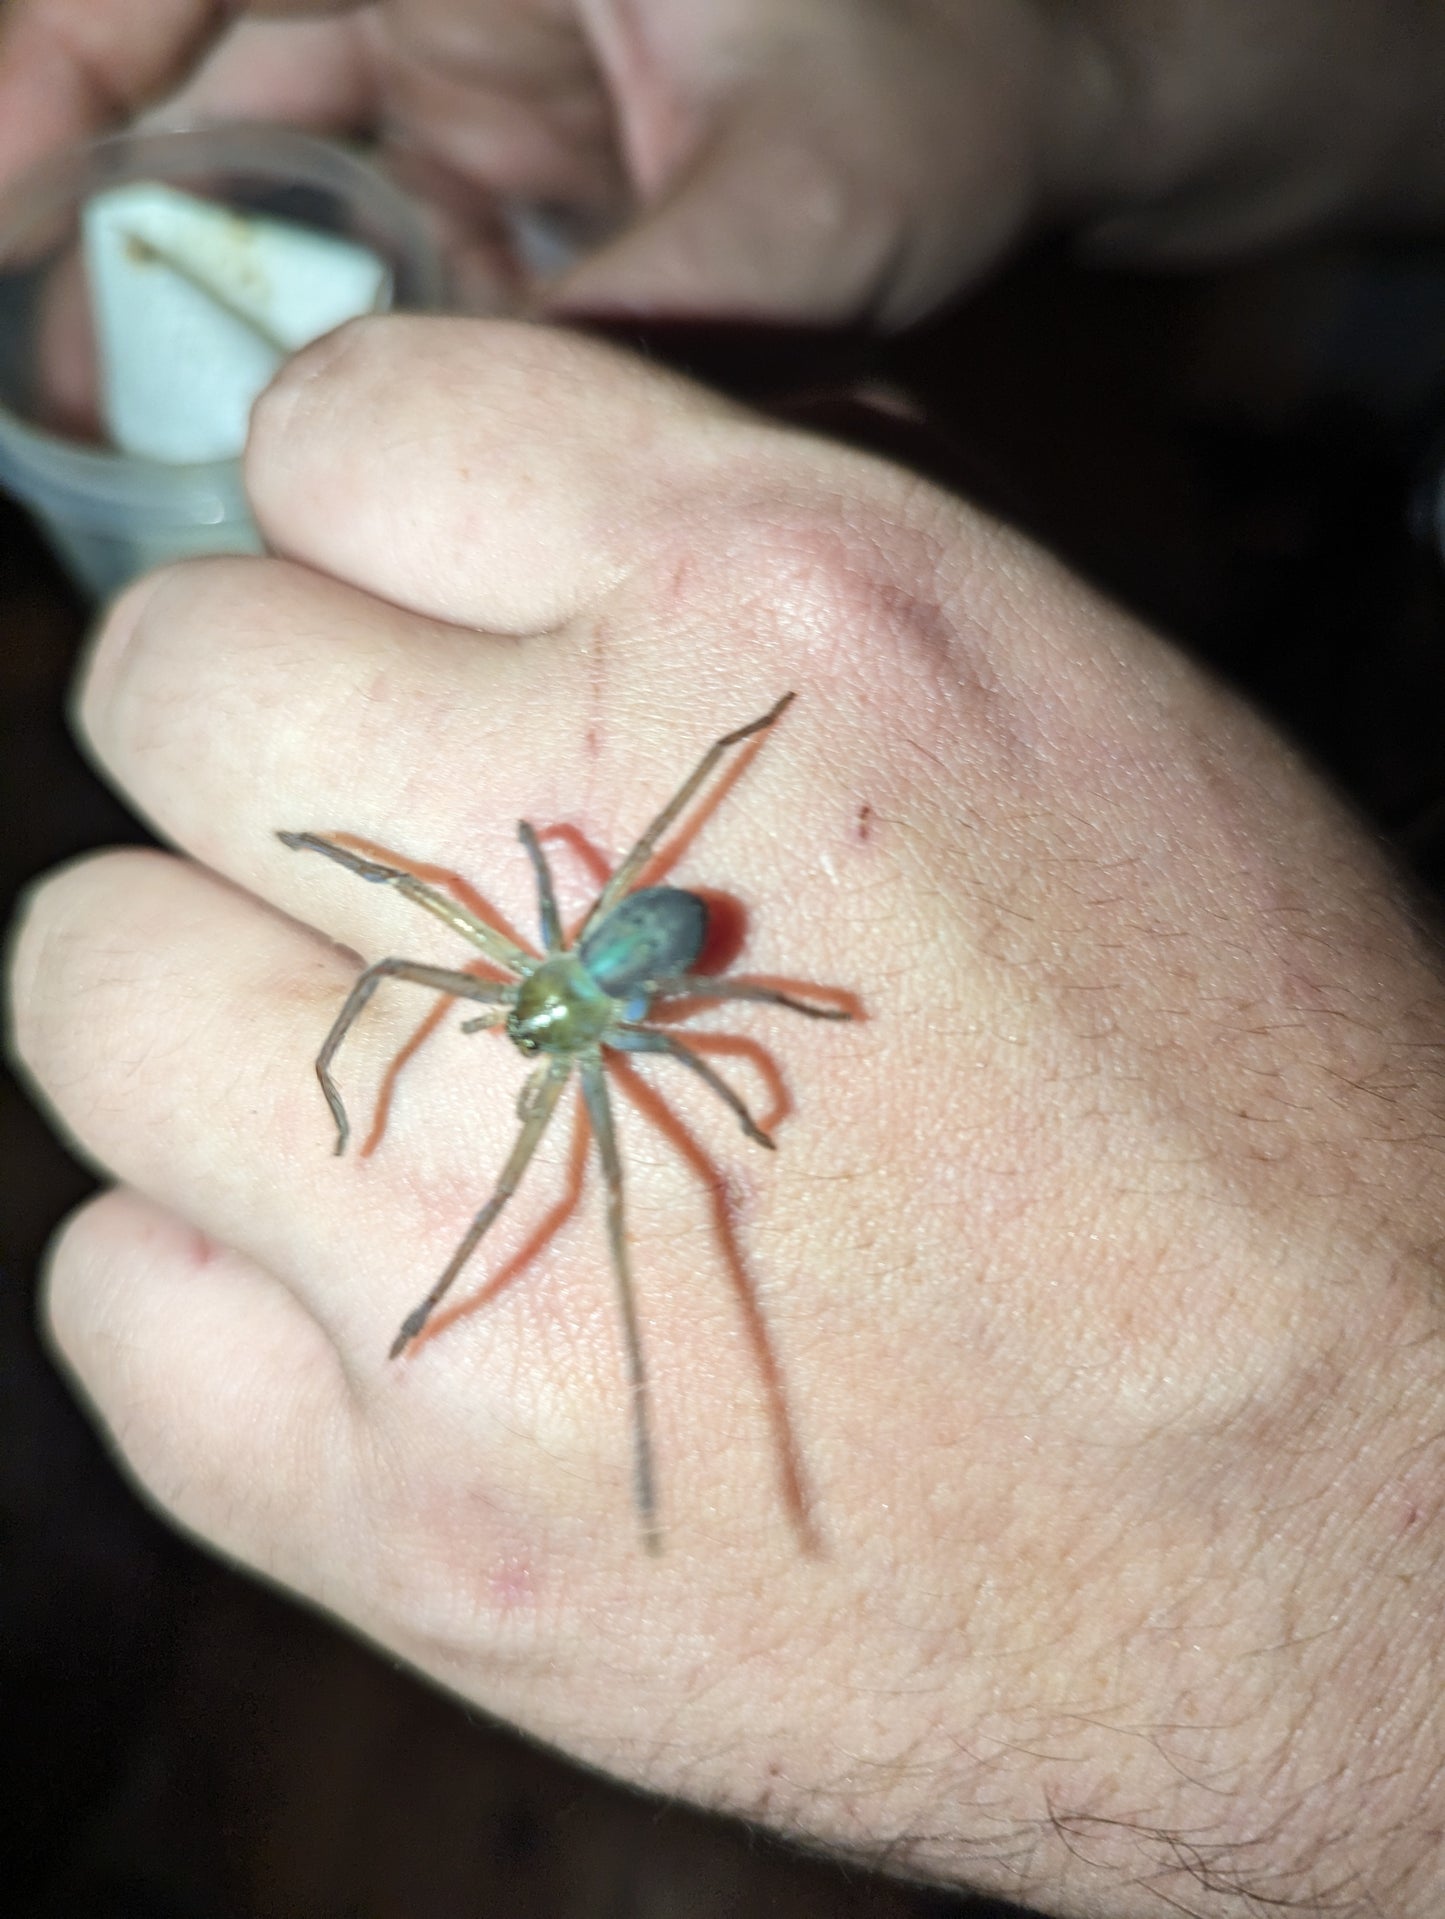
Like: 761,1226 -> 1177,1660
579,887 -> 707,995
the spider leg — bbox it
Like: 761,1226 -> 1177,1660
649,975 -> 852,1020
609,1026 -> 774,1149
517,821 -> 563,953
280,831 -> 535,975
315,959 -> 516,1155
580,693 -> 794,939
390,1052 -> 572,1358
578,1049 -> 661,1553
459,1009 -> 509,1034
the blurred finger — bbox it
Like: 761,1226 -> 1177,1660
0,1 -> 358,187
137,10 -> 375,137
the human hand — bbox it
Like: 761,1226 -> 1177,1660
7,1 -> 1445,331
11,315 -> 1445,1917
0,0 -> 1081,324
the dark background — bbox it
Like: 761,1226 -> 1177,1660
7,238 -> 1445,1918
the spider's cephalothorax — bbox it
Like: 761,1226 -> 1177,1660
506,953 -> 615,1054
508,886 -> 708,1055
280,694 -> 852,1549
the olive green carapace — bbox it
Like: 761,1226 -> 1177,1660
281,694 -> 852,1550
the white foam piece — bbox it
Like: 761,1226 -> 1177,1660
82,180 -> 392,463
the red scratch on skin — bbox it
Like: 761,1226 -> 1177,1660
584,625 -> 610,760
609,1055 -> 821,1553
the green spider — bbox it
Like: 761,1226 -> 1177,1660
281,694 -> 851,1547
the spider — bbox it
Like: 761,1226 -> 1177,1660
280,693 -> 852,1548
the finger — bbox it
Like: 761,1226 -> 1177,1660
135,11 -> 375,137
9,846 -> 529,1350
361,0 -> 625,211
244,315 -> 741,631
43,1183 -> 356,1581
75,547 -> 839,986
12,845 -> 786,1553
78,553 -> 578,958
0,1 -> 358,188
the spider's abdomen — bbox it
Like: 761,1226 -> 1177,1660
507,954 -> 616,1055
580,887 -> 707,995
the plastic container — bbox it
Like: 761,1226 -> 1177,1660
0,125 -> 447,597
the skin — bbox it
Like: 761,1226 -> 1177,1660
4,2 -> 1445,323
10,315 -> 1445,1917
8,5 -> 1445,1915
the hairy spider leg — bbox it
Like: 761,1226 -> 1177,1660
389,1052 -> 573,1359
647,976 -> 852,1019
314,959 -> 516,1154
278,831 -> 536,975
517,821 -> 564,953
580,692 -> 795,940
609,1026 -> 774,1148
578,1049 -> 660,1553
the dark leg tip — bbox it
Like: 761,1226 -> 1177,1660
389,1305 -> 430,1359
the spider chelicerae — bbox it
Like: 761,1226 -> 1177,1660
281,693 -> 852,1547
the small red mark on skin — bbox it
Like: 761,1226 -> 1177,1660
187,1228 -> 218,1270
856,802 -> 873,843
